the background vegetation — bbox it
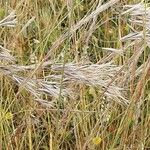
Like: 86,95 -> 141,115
0,0 -> 150,149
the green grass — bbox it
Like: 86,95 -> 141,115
0,0 -> 150,149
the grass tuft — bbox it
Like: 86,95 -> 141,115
0,0 -> 150,149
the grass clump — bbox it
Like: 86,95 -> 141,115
0,0 -> 150,149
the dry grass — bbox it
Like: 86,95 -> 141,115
0,0 -> 150,149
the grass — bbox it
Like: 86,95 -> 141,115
0,0 -> 150,149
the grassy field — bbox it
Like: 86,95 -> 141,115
0,0 -> 150,149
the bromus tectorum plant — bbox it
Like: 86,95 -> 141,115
0,0 -> 150,149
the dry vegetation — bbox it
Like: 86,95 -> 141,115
0,0 -> 150,149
